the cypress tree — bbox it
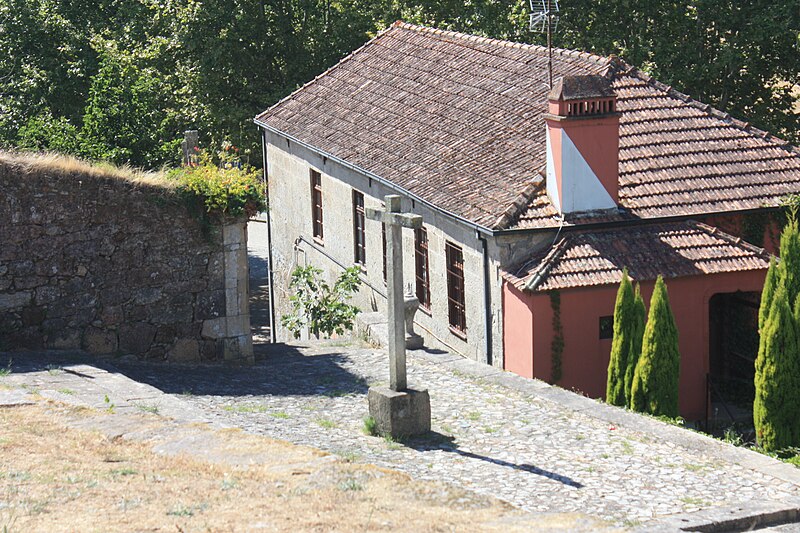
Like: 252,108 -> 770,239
779,214 -> 800,309
753,283 -> 800,452
625,283 -> 647,408
758,257 -> 779,333
606,270 -> 634,406
630,276 -> 681,418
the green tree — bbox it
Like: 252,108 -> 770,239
281,265 -> 362,339
630,276 -> 680,418
754,283 -> 800,452
778,215 -> 800,309
759,257 -> 779,333
625,283 -> 647,408
606,269 -> 634,406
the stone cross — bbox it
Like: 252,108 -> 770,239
366,195 -> 422,391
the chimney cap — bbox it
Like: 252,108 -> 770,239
549,75 -> 615,101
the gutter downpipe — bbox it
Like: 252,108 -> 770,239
478,232 -> 493,366
260,128 -> 277,344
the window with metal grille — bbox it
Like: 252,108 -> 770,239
352,190 -> 365,265
414,227 -> 431,309
310,170 -> 323,241
445,241 -> 466,334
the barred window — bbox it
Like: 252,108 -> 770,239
352,190 -> 365,265
414,227 -> 431,309
445,241 -> 466,334
310,170 -> 323,241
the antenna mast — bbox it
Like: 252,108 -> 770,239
529,0 -> 560,88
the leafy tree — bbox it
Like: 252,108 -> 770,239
79,48 -> 183,168
282,265 -> 362,339
606,269 -> 634,406
630,276 -> 680,418
625,283 -> 647,408
754,283 -> 800,452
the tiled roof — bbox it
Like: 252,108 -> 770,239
256,22 -> 800,230
504,221 -> 771,292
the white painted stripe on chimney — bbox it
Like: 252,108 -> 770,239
560,129 -> 616,213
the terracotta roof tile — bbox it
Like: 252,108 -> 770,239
256,22 -> 800,230
504,222 -> 771,291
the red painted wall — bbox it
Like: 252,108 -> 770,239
503,270 -> 767,422
703,213 -> 781,255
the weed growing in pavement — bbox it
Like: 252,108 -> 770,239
363,416 -> 378,436
383,435 -> 403,450
104,395 -> 115,413
270,411 -> 289,419
57,388 -> 75,395
0,359 -> 12,377
466,411 -> 480,421
316,418 -> 337,429
135,403 -> 160,415
45,365 -> 63,375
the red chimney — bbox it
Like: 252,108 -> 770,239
545,75 -> 619,215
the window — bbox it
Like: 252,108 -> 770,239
310,170 -> 323,241
445,241 -> 466,334
352,190 -> 365,265
414,227 -> 431,309
599,316 -> 613,339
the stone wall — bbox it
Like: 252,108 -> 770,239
0,153 -> 253,362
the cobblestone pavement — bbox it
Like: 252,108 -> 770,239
91,340 -> 800,528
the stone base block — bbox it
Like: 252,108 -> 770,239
406,333 -> 423,350
368,387 -> 430,439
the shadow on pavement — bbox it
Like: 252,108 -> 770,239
1,343 -> 370,399
406,431 -> 584,489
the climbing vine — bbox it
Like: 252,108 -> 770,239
742,212 -> 769,248
549,291 -> 564,383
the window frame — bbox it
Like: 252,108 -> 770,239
352,190 -> 366,266
310,169 -> 323,242
445,241 -> 466,335
414,227 -> 431,310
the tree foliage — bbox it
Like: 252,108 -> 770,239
630,276 -> 680,418
754,214 -> 800,451
606,269 -> 634,406
1,0 -> 796,169
625,283 -> 647,409
754,284 -> 800,452
281,265 -> 362,339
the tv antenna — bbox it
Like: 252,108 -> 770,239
529,0 -> 560,89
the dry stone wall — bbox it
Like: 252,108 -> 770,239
0,155 -> 253,362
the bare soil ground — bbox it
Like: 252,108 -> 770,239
0,401 -> 601,532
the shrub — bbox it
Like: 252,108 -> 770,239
167,148 -> 265,220
606,269 -> 634,406
630,276 -> 680,418
281,265 -> 362,339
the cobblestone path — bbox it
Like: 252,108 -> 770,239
107,341 -> 800,528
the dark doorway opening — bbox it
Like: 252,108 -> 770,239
707,291 -> 760,436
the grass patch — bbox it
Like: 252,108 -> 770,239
222,403 -> 268,414
363,416 -> 378,436
620,441 -> 634,455
0,359 -> 12,377
269,411 -> 289,419
679,496 -> 708,506
316,418 -> 337,430
135,403 -> 160,415
466,412 -> 480,421
57,388 -> 75,395
337,478 -> 364,492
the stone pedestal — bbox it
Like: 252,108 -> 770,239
404,291 -> 424,350
368,386 -> 431,439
